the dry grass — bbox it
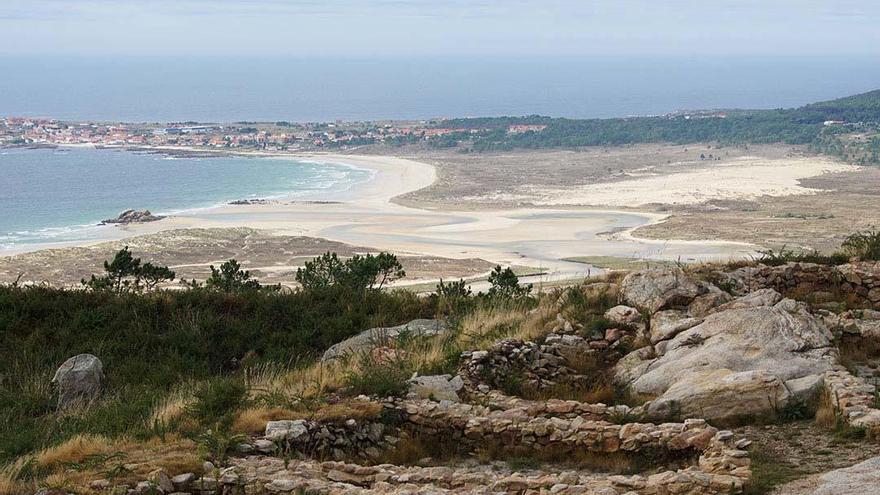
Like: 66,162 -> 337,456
149,382 -> 198,430
34,435 -> 115,470
232,407 -> 299,434
231,400 -> 383,434
120,436 -> 202,478
236,300 -> 553,403
4,434 -> 202,495
0,459 -> 32,495
814,391 -> 838,430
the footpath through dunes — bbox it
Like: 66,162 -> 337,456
12,260 -> 880,495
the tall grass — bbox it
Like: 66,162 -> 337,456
0,285 -> 432,464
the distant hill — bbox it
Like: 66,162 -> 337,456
428,90 -> 880,158
793,89 -> 880,124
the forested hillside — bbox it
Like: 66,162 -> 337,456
429,90 -> 880,162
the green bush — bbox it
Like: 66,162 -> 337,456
755,246 -> 849,266
487,266 -> 532,299
186,378 -> 248,429
343,353 -> 412,398
296,252 -> 405,291
841,230 -> 880,261
0,284 -> 432,463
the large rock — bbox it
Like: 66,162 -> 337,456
52,354 -> 104,409
604,305 -> 644,327
649,310 -> 703,344
812,456 -> 880,495
101,209 -> 164,225
619,268 -> 704,313
616,297 -> 836,423
407,374 -> 464,402
711,288 -> 782,313
265,420 -> 308,441
321,319 -> 448,362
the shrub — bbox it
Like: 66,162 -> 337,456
755,246 -> 848,267
81,247 -> 175,293
841,229 -> 880,260
296,252 -> 405,291
343,353 -> 411,398
196,429 -> 246,463
185,378 -> 248,429
204,259 -> 266,293
487,266 -> 532,299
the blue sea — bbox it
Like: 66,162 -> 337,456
1,55 -> 879,122
2,55 -> 879,250
0,147 -> 371,249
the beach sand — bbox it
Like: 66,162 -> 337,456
4,145 -> 861,286
109,151 -> 754,281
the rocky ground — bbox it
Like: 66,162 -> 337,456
25,261 -> 880,495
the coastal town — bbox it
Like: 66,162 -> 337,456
0,117 -> 489,151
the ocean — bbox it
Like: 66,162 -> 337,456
3,54 -> 879,250
0,147 -> 372,249
1,55 -> 879,122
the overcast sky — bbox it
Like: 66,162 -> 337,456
2,0 -> 879,57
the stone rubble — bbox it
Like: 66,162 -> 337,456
86,264 -> 880,495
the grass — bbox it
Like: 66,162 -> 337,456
0,284 -> 432,464
755,229 -> 880,267
1,434 -> 201,495
814,390 -> 868,441
0,271 -> 629,492
563,256 -> 677,271
743,450 -> 804,495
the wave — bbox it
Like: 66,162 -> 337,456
0,149 -> 376,250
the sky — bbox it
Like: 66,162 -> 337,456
2,0 -> 880,57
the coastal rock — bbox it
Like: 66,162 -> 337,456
321,319 -> 448,362
228,198 -> 272,205
811,456 -> 880,495
619,268 -> 704,313
616,297 -> 836,422
52,354 -> 104,409
101,209 -> 165,225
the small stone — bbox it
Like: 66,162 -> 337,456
89,479 -> 111,490
171,473 -> 196,489
147,469 -> 174,493
254,439 -> 277,453
265,479 -> 298,492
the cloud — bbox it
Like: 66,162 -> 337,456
1,0 -> 879,56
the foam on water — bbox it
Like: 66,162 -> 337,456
0,147 -> 372,249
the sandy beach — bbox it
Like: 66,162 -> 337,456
106,150 -> 754,281
4,145 -> 865,286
